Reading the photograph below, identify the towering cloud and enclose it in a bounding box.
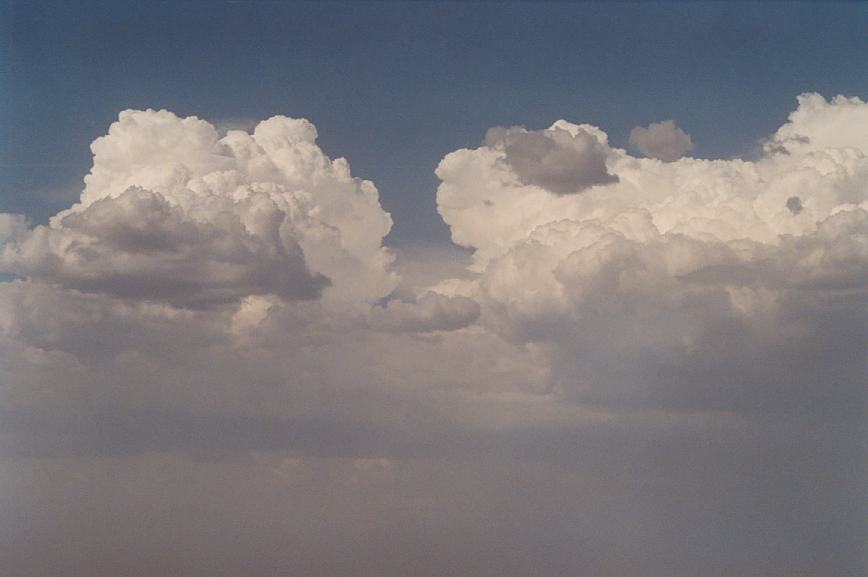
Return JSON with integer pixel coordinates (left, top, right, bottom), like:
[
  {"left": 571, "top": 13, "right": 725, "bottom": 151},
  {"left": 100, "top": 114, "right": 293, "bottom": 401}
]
[
  {"left": 0, "top": 95, "right": 865, "bottom": 577},
  {"left": 486, "top": 124, "right": 619, "bottom": 194},
  {"left": 436, "top": 93, "right": 867, "bottom": 413},
  {"left": 1, "top": 110, "right": 397, "bottom": 308}
]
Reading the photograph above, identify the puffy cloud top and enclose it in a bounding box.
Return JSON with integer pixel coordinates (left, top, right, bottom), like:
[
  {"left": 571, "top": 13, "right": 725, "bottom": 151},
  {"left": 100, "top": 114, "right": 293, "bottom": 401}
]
[
  {"left": 1, "top": 109, "right": 397, "bottom": 308},
  {"left": 765, "top": 93, "right": 868, "bottom": 155},
  {"left": 438, "top": 95, "right": 868, "bottom": 268},
  {"left": 0, "top": 95, "right": 866, "bottom": 577},
  {"left": 629, "top": 119, "right": 694, "bottom": 161},
  {"left": 436, "top": 93, "right": 868, "bottom": 410}
]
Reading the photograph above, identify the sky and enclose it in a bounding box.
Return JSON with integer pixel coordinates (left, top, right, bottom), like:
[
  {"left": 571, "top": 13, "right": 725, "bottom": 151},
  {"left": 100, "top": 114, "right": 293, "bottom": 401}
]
[
  {"left": 1, "top": 2, "right": 867, "bottom": 577},
  {"left": 4, "top": 1, "right": 868, "bottom": 244}
]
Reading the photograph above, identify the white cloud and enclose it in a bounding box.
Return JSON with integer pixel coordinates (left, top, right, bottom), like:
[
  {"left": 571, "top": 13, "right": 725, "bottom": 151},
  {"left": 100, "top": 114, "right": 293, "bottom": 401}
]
[
  {"left": 1, "top": 109, "right": 397, "bottom": 309},
  {"left": 0, "top": 213, "right": 28, "bottom": 246},
  {"left": 0, "top": 95, "right": 866, "bottom": 577},
  {"left": 369, "top": 291, "right": 480, "bottom": 333},
  {"left": 436, "top": 93, "right": 868, "bottom": 412},
  {"left": 1, "top": 187, "right": 328, "bottom": 308}
]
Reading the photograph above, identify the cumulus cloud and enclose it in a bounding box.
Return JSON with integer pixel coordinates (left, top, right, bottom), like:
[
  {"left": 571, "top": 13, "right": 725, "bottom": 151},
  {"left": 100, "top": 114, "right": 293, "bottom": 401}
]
[
  {"left": 0, "top": 213, "right": 28, "bottom": 245},
  {"left": 437, "top": 92, "right": 868, "bottom": 414},
  {"left": 1, "top": 187, "right": 328, "bottom": 308},
  {"left": 786, "top": 195, "right": 804, "bottom": 214},
  {"left": 629, "top": 119, "right": 694, "bottom": 161},
  {"left": 1, "top": 95, "right": 866, "bottom": 577},
  {"left": 485, "top": 124, "right": 618, "bottom": 194},
  {"left": 1, "top": 109, "right": 396, "bottom": 309}
]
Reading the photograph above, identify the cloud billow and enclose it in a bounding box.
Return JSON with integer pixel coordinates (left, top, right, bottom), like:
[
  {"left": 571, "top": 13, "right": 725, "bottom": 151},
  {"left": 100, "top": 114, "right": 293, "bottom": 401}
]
[
  {"left": 0, "top": 94, "right": 866, "bottom": 577},
  {"left": 629, "top": 119, "right": 694, "bottom": 161},
  {"left": 1, "top": 109, "right": 397, "bottom": 308},
  {"left": 2, "top": 187, "right": 329, "bottom": 308},
  {"left": 488, "top": 125, "right": 619, "bottom": 194},
  {"left": 437, "top": 93, "right": 868, "bottom": 415}
]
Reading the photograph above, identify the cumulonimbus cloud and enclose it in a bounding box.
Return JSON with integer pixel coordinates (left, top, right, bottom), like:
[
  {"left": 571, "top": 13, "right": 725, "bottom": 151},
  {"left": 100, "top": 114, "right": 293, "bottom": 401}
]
[{"left": 0, "top": 94, "right": 865, "bottom": 577}]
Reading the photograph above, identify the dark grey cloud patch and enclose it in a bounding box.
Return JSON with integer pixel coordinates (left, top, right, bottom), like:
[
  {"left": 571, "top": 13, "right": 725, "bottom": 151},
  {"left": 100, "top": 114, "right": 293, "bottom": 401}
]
[
  {"left": 629, "top": 119, "right": 694, "bottom": 161},
  {"left": 0, "top": 187, "right": 328, "bottom": 308},
  {"left": 488, "top": 126, "right": 618, "bottom": 194},
  {"left": 787, "top": 195, "right": 804, "bottom": 214},
  {"left": 762, "top": 133, "right": 811, "bottom": 156}
]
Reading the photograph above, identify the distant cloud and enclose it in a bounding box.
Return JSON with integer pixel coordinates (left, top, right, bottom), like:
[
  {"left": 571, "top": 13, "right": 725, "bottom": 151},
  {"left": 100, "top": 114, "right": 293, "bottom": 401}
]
[
  {"left": 1, "top": 94, "right": 867, "bottom": 577},
  {"left": 0, "top": 213, "right": 27, "bottom": 245},
  {"left": 629, "top": 119, "right": 693, "bottom": 161},
  {"left": 437, "top": 93, "right": 868, "bottom": 413},
  {"left": 1, "top": 109, "right": 396, "bottom": 308}
]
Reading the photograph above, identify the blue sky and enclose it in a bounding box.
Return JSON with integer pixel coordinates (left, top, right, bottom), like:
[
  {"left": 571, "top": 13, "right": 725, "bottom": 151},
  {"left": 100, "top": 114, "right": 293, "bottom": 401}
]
[{"left": 3, "top": 1, "right": 868, "bottom": 244}]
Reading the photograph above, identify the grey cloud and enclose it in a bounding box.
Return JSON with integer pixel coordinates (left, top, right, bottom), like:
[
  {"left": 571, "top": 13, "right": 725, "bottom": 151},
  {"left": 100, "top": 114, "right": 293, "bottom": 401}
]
[
  {"left": 0, "top": 213, "right": 28, "bottom": 244},
  {"left": 483, "top": 212, "right": 868, "bottom": 415},
  {"left": 491, "top": 126, "right": 618, "bottom": 194},
  {"left": 1, "top": 266, "right": 865, "bottom": 577},
  {"left": 2, "top": 99, "right": 868, "bottom": 577},
  {"left": 1, "top": 187, "right": 328, "bottom": 308},
  {"left": 786, "top": 195, "right": 804, "bottom": 214},
  {"left": 762, "top": 133, "right": 811, "bottom": 156},
  {"left": 629, "top": 119, "right": 694, "bottom": 161},
  {"left": 370, "top": 291, "right": 480, "bottom": 333}
]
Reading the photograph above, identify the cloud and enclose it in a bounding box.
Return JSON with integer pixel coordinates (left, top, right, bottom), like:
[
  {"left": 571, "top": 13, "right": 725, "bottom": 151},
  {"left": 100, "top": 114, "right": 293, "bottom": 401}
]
[
  {"left": 1, "top": 109, "right": 397, "bottom": 309},
  {"left": 0, "top": 95, "right": 866, "bottom": 577},
  {"left": 786, "top": 195, "right": 804, "bottom": 214},
  {"left": 629, "top": 119, "right": 694, "bottom": 161},
  {"left": 485, "top": 124, "right": 618, "bottom": 194},
  {"left": 1, "top": 187, "right": 328, "bottom": 308},
  {"left": 437, "top": 93, "right": 868, "bottom": 414},
  {"left": 0, "top": 213, "right": 28, "bottom": 245}
]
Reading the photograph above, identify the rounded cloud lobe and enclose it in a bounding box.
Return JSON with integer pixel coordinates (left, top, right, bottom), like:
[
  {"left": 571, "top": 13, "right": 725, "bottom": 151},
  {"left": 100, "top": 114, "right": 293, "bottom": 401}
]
[
  {"left": 4, "top": 187, "right": 328, "bottom": 308},
  {"left": 1, "top": 109, "right": 396, "bottom": 308},
  {"left": 438, "top": 93, "right": 868, "bottom": 413},
  {"left": 1, "top": 96, "right": 866, "bottom": 577},
  {"left": 488, "top": 124, "right": 619, "bottom": 194},
  {"left": 629, "top": 119, "right": 694, "bottom": 161}
]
